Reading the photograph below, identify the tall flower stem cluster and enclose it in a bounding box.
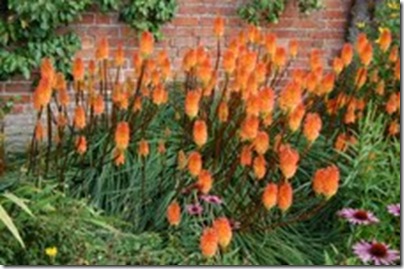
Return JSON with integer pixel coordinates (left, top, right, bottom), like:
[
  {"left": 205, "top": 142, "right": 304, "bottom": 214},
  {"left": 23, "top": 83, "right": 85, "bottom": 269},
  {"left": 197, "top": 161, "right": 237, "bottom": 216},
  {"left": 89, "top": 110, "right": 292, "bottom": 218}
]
[{"left": 28, "top": 17, "right": 400, "bottom": 259}]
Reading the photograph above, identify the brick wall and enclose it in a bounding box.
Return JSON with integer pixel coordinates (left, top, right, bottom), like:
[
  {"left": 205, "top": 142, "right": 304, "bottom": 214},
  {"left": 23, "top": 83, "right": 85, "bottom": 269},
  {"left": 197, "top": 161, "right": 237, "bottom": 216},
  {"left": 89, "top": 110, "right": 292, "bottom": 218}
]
[{"left": 1, "top": 0, "right": 352, "bottom": 151}]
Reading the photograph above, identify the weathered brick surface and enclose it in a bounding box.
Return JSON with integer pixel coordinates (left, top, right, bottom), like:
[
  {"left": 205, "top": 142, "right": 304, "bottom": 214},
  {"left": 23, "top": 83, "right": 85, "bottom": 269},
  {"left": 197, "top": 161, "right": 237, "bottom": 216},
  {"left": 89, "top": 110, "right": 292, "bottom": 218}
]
[{"left": 1, "top": 0, "right": 352, "bottom": 150}]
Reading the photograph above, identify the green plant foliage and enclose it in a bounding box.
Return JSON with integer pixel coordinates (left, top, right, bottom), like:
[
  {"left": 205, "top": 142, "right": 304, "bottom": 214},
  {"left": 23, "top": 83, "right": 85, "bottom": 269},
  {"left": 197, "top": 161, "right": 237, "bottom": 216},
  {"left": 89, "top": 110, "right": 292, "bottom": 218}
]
[
  {"left": 0, "top": 0, "right": 177, "bottom": 81},
  {"left": 323, "top": 106, "right": 400, "bottom": 265},
  {"left": 238, "top": 0, "right": 323, "bottom": 25},
  {"left": 0, "top": 177, "right": 188, "bottom": 265},
  {"left": 120, "top": 0, "right": 177, "bottom": 38}
]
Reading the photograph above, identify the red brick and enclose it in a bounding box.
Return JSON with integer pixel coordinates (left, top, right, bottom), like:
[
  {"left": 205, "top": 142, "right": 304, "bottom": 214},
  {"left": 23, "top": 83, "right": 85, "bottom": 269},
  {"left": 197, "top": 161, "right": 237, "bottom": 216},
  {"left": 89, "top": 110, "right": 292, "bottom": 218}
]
[
  {"left": 96, "top": 14, "right": 112, "bottom": 24},
  {"left": 4, "top": 83, "right": 32, "bottom": 93},
  {"left": 87, "top": 27, "right": 119, "bottom": 38},
  {"left": 79, "top": 13, "right": 95, "bottom": 24},
  {"left": 171, "top": 17, "right": 199, "bottom": 26}
]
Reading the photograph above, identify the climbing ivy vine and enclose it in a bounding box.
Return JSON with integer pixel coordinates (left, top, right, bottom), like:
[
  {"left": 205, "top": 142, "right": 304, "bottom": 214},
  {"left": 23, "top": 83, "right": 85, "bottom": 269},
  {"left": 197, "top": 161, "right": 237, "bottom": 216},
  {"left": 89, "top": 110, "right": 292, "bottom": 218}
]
[{"left": 0, "top": 0, "right": 177, "bottom": 81}]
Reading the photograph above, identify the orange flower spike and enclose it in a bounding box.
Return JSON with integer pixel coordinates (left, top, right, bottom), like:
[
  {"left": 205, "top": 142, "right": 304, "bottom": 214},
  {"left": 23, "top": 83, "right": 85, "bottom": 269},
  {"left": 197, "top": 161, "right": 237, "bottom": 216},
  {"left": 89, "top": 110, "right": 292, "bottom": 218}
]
[
  {"left": 113, "top": 148, "right": 125, "bottom": 166},
  {"left": 341, "top": 43, "right": 353, "bottom": 66},
  {"left": 378, "top": 28, "right": 392, "bottom": 52},
  {"left": 175, "top": 150, "right": 187, "bottom": 170},
  {"left": 114, "top": 44, "right": 125, "bottom": 67},
  {"left": 223, "top": 50, "right": 236, "bottom": 74},
  {"left": 375, "top": 80, "right": 385, "bottom": 96},
  {"left": 240, "top": 145, "right": 253, "bottom": 166},
  {"left": 265, "top": 33, "right": 277, "bottom": 57},
  {"left": 132, "top": 51, "right": 143, "bottom": 75},
  {"left": 356, "top": 33, "right": 368, "bottom": 53},
  {"left": 197, "top": 169, "right": 213, "bottom": 194},
  {"left": 75, "top": 136, "right": 87, "bottom": 155},
  {"left": 389, "top": 45, "right": 398, "bottom": 63},
  {"left": 96, "top": 37, "right": 109, "bottom": 60},
  {"left": 161, "top": 58, "right": 171, "bottom": 80},
  {"left": 196, "top": 45, "right": 207, "bottom": 64},
  {"left": 273, "top": 133, "right": 283, "bottom": 153},
  {"left": 254, "top": 131, "right": 269, "bottom": 155},
  {"left": 193, "top": 120, "right": 208, "bottom": 148},
  {"left": 319, "top": 72, "right": 336, "bottom": 96},
  {"left": 197, "top": 60, "right": 212, "bottom": 86},
  {"left": 34, "top": 121, "right": 44, "bottom": 142},
  {"left": 388, "top": 121, "right": 400, "bottom": 136},
  {"left": 88, "top": 60, "right": 96, "bottom": 76},
  {"left": 166, "top": 201, "right": 181, "bottom": 226},
  {"left": 138, "top": 139, "right": 150, "bottom": 157},
  {"left": 228, "top": 39, "right": 240, "bottom": 56},
  {"left": 246, "top": 94, "right": 261, "bottom": 117},
  {"left": 310, "top": 49, "right": 322, "bottom": 71},
  {"left": 253, "top": 155, "right": 267, "bottom": 180},
  {"left": 73, "top": 106, "right": 86, "bottom": 130},
  {"left": 200, "top": 227, "right": 219, "bottom": 258},
  {"left": 133, "top": 96, "right": 142, "bottom": 112},
  {"left": 40, "top": 58, "right": 55, "bottom": 84},
  {"left": 240, "top": 115, "right": 259, "bottom": 141},
  {"left": 262, "top": 114, "right": 273, "bottom": 127},
  {"left": 57, "top": 114, "right": 67, "bottom": 128},
  {"left": 244, "top": 51, "right": 258, "bottom": 73},
  {"left": 259, "top": 87, "right": 275, "bottom": 115},
  {"left": 72, "top": 57, "right": 85, "bottom": 82},
  {"left": 214, "top": 16, "right": 225, "bottom": 37},
  {"left": 386, "top": 93, "right": 399, "bottom": 115},
  {"left": 115, "top": 122, "right": 130, "bottom": 151},
  {"left": 355, "top": 98, "right": 366, "bottom": 111},
  {"left": 278, "top": 182, "right": 293, "bottom": 212},
  {"left": 312, "top": 165, "right": 340, "bottom": 199},
  {"left": 274, "top": 47, "right": 287, "bottom": 68},
  {"left": 288, "top": 104, "right": 305, "bottom": 132},
  {"left": 213, "top": 217, "right": 232, "bottom": 249},
  {"left": 204, "top": 72, "right": 217, "bottom": 97},
  {"left": 303, "top": 113, "right": 322, "bottom": 144},
  {"left": 278, "top": 81, "right": 302, "bottom": 113},
  {"left": 185, "top": 89, "right": 202, "bottom": 119},
  {"left": 152, "top": 84, "right": 167, "bottom": 106},
  {"left": 255, "top": 62, "right": 267, "bottom": 84},
  {"left": 278, "top": 144, "right": 300, "bottom": 179},
  {"left": 262, "top": 183, "right": 278, "bottom": 210},
  {"left": 218, "top": 101, "right": 229, "bottom": 123},
  {"left": 334, "top": 133, "right": 349, "bottom": 152},
  {"left": 188, "top": 151, "right": 202, "bottom": 177},
  {"left": 33, "top": 77, "right": 52, "bottom": 109},
  {"left": 355, "top": 67, "right": 367, "bottom": 89},
  {"left": 292, "top": 69, "right": 305, "bottom": 85},
  {"left": 139, "top": 31, "right": 154, "bottom": 57},
  {"left": 359, "top": 42, "right": 373, "bottom": 67},
  {"left": 182, "top": 49, "right": 197, "bottom": 72},
  {"left": 54, "top": 73, "right": 67, "bottom": 91},
  {"left": 157, "top": 140, "right": 166, "bottom": 154},
  {"left": 332, "top": 57, "right": 344, "bottom": 76},
  {"left": 57, "top": 88, "right": 70, "bottom": 108},
  {"left": 305, "top": 72, "right": 318, "bottom": 93},
  {"left": 289, "top": 39, "right": 299, "bottom": 58}
]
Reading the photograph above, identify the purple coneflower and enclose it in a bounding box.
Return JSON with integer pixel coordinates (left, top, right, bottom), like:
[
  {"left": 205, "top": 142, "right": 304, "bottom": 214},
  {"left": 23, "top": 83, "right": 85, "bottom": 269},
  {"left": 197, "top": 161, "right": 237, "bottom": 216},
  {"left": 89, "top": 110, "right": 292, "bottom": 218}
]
[
  {"left": 337, "top": 208, "right": 379, "bottom": 225},
  {"left": 387, "top": 203, "right": 400, "bottom": 217},
  {"left": 200, "top": 195, "right": 223, "bottom": 205},
  {"left": 353, "top": 240, "right": 400, "bottom": 265},
  {"left": 186, "top": 204, "right": 203, "bottom": 215}
]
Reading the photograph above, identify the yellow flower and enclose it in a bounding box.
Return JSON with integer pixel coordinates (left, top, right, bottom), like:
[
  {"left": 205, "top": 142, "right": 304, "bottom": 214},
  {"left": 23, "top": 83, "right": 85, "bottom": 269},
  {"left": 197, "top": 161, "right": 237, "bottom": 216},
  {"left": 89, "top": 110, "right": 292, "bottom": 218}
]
[
  {"left": 356, "top": 22, "right": 365, "bottom": 29},
  {"left": 388, "top": 1, "right": 400, "bottom": 10},
  {"left": 45, "top": 246, "right": 58, "bottom": 258}
]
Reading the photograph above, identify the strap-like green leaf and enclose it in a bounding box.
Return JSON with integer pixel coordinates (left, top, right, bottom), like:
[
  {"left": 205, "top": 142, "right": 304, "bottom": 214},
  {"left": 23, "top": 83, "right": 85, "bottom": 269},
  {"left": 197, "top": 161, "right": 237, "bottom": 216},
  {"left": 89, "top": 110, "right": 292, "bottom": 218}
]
[
  {"left": 3, "top": 192, "right": 34, "bottom": 218},
  {"left": 0, "top": 204, "right": 25, "bottom": 248}
]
